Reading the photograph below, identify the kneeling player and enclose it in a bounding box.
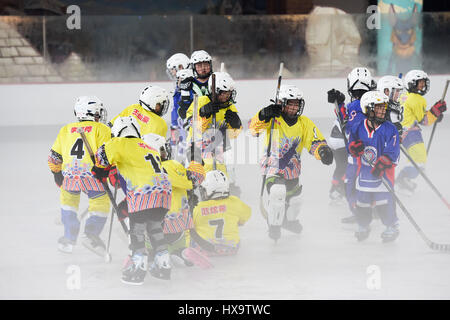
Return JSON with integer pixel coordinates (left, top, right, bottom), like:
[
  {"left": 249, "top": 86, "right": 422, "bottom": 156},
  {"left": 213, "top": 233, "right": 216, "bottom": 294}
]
[
  {"left": 348, "top": 91, "right": 400, "bottom": 242},
  {"left": 190, "top": 170, "right": 251, "bottom": 256}
]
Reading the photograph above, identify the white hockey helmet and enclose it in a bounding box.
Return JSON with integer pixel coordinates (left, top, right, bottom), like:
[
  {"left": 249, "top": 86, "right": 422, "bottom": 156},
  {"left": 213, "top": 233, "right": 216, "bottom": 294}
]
[
  {"left": 143, "top": 133, "right": 165, "bottom": 151},
  {"left": 208, "top": 72, "right": 236, "bottom": 103},
  {"left": 176, "top": 68, "right": 194, "bottom": 82},
  {"left": 111, "top": 116, "right": 141, "bottom": 138},
  {"left": 190, "top": 50, "right": 213, "bottom": 78},
  {"left": 404, "top": 69, "right": 430, "bottom": 95},
  {"left": 278, "top": 85, "right": 305, "bottom": 117},
  {"left": 166, "top": 53, "right": 190, "bottom": 80},
  {"left": 139, "top": 85, "right": 170, "bottom": 116},
  {"left": 200, "top": 170, "right": 230, "bottom": 200},
  {"left": 377, "top": 75, "right": 405, "bottom": 122},
  {"left": 360, "top": 90, "right": 389, "bottom": 123},
  {"left": 74, "top": 96, "right": 104, "bottom": 122},
  {"left": 347, "top": 67, "right": 376, "bottom": 99}
]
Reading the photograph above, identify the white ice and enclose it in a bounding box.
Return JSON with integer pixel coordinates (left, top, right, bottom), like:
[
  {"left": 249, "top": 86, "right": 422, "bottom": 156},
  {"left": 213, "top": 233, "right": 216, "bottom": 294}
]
[{"left": 1, "top": 76, "right": 449, "bottom": 299}]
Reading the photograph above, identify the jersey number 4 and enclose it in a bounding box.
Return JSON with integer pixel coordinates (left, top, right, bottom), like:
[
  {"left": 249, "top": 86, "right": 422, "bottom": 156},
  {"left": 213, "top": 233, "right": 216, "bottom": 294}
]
[
  {"left": 209, "top": 218, "right": 224, "bottom": 239},
  {"left": 70, "top": 138, "right": 85, "bottom": 159}
]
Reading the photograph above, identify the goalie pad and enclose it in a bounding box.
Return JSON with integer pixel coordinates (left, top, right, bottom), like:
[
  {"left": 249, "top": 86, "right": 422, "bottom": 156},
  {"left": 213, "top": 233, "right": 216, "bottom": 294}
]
[
  {"left": 286, "top": 186, "right": 303, "bottom": 221},
  {"left": 267, "top": 184, "right": 286, "bottom": 226}
]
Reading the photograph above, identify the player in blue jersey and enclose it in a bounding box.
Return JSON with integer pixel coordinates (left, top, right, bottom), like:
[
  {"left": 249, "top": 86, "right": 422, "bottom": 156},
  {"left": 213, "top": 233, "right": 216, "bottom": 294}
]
[{"left": 347, "top": 91, "right": 400, "bottom": 242}]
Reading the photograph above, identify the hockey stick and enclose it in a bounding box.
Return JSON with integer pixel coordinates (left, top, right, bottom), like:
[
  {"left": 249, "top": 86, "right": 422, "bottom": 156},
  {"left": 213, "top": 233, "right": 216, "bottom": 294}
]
[
  {"left": 211, "top": 72, "right": 217, "bottom": 170},
  {"left": 400, "top": 145, "right": 450, "bottom": 210},
  {"left": 77, "top": 128, "right": 129, "bottom": 238},
  {"left": 427, "top": 79, "right": 450, "bottom": 155},
  {"left": 190, "top": 94, "right": 199, "bottom": 162},
  {"left": 104, "top": 185, "right": 118, "bottom": 263},
  {"left": 333, "top": 101, "right": 349, "bottom": 146},
  {"left": 259, "top": 63, "right": 284, "bottom": 226},
  {"left": 362, "top": 153, "right": 450, "bottom": 252}
]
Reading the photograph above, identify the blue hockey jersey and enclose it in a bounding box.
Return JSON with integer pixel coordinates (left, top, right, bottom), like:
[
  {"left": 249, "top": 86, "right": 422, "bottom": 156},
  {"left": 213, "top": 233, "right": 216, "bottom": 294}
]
[{"left": 348, "top": 118, "right": 400, "bottom": 192}]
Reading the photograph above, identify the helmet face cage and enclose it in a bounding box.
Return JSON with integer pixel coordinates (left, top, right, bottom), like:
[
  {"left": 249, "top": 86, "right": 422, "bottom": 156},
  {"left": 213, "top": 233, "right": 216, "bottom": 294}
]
[
  {"left": 281, "top": 98, "right": 305, "bottom": 117},
  {"left": 166, "top": 53, "right": 190, "bottom": 81},
  {"left": 191, "top": 50, "right": 213, "bottom": 79},
  {"left": 99, "top": 107, "right": 108, "bottom": 124},
  {"left": 409, "top": 78, "right": 430, "bottom": 95},
  {"left": 365, "top": 101, "right": 388, "bottom": 124}
]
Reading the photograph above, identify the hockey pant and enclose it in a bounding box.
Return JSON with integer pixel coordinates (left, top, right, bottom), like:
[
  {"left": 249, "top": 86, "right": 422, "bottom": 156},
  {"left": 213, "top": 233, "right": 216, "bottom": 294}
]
[
  {"left": 129, "top": 208, "right": 169, "bottom": 257},
  {"left": 265, "top": 176, "right": 303, "bottom": 226},
  {"left": 60, "top": 188, "right": 110, "bottom": 242},
  {"left": 355, "top": 191, "right": 398, "bottom": 228},
  {"left": 398, "top": 128, "right": 426, "bottom": 181}
]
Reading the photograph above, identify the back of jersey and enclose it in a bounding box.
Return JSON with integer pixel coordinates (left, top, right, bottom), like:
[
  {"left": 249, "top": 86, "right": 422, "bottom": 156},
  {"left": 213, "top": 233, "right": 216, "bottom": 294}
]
[{"left": 52, "top": 121, "right": 111, "bottom": 175}]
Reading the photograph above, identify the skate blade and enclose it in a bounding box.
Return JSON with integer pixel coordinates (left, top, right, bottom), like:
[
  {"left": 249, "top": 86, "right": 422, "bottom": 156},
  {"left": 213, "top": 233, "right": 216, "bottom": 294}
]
[{"left": 121, "top": 278, "right": 144, "bottom": 286}]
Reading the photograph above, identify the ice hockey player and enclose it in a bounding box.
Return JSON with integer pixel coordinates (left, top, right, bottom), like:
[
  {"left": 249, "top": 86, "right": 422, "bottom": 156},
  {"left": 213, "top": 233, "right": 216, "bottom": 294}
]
[
  {"left": 177, "top": 50, "right": 213, "bottom": 120},
  {"left": 109, "top": 85, "right": 169, "bottom": 142},
  {"left": 91, "top": 116, "right": 172, "bottom": 285},
  {"left": 190, "top": 170, "right": 251, "bottom": 256},
  {"left": 166, "top": 53, "right": 191, "bottom": 162},
  {"left": 48, "top": 96, "right": 112, "bottom": 255},
  {"left": 396, "top": 70, "right": 447, "bottom": 195},
  {"left": 249, "top": 84, "right": 333, "bottom": 241},
  {"left": 186, "top": 71, "right": 242, "bottom": 192},
  {"left": 332, "top": 67, "right": 377, "bottom": 224},
  {"left": 376, "top": 75, "right": 405, "bottom": 136},
  {"left": 141, "top": 133, "right": 209, "bottom": 268},
  {"left": 347, "top": 91, "right": 400, "bottom": 242}
]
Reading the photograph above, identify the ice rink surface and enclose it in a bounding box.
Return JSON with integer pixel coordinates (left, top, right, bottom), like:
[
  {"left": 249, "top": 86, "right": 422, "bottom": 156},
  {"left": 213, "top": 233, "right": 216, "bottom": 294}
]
[{"left": 1, "top": 77, "right": 450, "bottom": 299}]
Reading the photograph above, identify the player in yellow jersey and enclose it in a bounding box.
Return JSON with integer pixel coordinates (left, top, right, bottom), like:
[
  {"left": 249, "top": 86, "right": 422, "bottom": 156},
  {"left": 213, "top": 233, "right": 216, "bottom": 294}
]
[
  {"left": 191, "top": 170, "right": 251, "bottom": 256},
  {"left": 185, "top": 71, "right": 243, "bottom": 195},
  {"left": 142, "top": 134, "right": 208, "bottom": 267},
  {"left": 109, "top": 85, "right": 169, "bottom": 141},
  {"left": 48, "top": 96, "right": 111, "bottom": 255},
  {"left": 91, "top": 117, "right": 172, "bottom": 285},
  {"left": 249, "top": 85, "right": 334, "bottom": 241},
  {"left": 397, "top": 70, "right": 447, "bottom": 195}
]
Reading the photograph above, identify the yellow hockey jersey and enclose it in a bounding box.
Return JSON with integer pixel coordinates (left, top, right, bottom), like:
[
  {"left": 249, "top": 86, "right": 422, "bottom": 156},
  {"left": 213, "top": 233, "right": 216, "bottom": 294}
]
[
  {"left": 95, "top": 137, "right": 172, "bottom": 212},
  {"left": 185, "top": 96, "right": 242, "bottom": 159},
  {"left": 192, "top": 195, "right": 251, "bottom": 247},
  {"left": 162, "top": 159, "right": 192, "bottom": 214},
  {"left": 401, "top": 92, "right": 438, "bottom": 129},
  {"left": 48, "top": 121, "right": 111, "bottom": 191},
  {"left": 249, "top": 113, "right": 327, "bottom": 180},
  {"left": 110, "top": 103, "right": 168, "bottom": 140}
]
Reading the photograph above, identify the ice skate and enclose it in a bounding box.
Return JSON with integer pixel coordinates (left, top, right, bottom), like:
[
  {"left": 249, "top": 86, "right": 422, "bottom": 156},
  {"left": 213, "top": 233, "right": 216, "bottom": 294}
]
[
  {"left": 121, "top": 253, "right": 148, "bottom": 285},
  {"left": 57, "top": 236, "right": 74, "bottom": 253},
  {"left": 81, "top": 233, "right": 106, "bottom": 257},
  {"left": 149, "top": 250, "right": 172, "bottom": 280},
  {"left": 268, "top": 225, "right": 281, "bottom": 241},
  {"left": 281, "top": 219, "right": 303, "bottom": 234},
  {"left": 170, "top": 248, "right": 194, "bottom": 267},
  {"left": 355, "top": 226, "right": 370, "bottom": 242},
  {"left": 397, "top": 176, "right": 416, "bottom": 196},
  {"left": 381, "top": 224, "right": 400, "bottom": 243},
  {"left": 341, "top": 215, "right": 356, "bottom": 224}
]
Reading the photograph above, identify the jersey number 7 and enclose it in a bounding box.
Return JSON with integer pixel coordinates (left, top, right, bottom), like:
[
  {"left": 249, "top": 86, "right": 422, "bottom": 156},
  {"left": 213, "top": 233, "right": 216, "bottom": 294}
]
[{"left": 209, "top": 218, "right": 224, "bottom": 239}]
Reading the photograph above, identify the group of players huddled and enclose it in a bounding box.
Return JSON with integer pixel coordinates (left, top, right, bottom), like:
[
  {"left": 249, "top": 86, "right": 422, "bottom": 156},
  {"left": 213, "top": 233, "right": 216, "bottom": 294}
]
[{"left": 48, "top": 47, "right": 447, "bottom": 285}]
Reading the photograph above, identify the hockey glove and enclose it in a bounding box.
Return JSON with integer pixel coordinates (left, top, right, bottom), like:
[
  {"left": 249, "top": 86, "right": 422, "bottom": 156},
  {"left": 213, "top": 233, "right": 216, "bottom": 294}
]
[
  {"left": 187, "top": 161, "right": 206, "bottom": 187},
  {"left": 179, "top": 76, "right": 193, "bottom": 91},
  {"left": 327, "top": 88, "right": 345, "bottom": 105},
  {"left": 371, "top": 155, "right": 393, "bottom": 178},
  {"left": 349, "top": 140, "right": 365, "bottom": 157},
  {"left": 53, "top": 171, "right": 64, "bottom": 188},
  {"left": 117, "top": 199, "right": 129, "bottom": 221},
  {"left": 187, "top": 190, "right": 199, "bottom": 210},
  {"left": 199, "top": 102, "right": 220, "bottom": 118},
  {"left": 108, "top": 166, "right": 120, "bottom": 188},
  {"left": 177, "top": 99, "right": 191, "bottom": 119},
  {"left": 318, "top": 145, "right": 333, "bottom": 165},
  {"left": 91, "top": 165, "right": 110, "bottom": 184},
  {"left": 258, "top": 103, "right": 282, "bottom": 122},
  {"left": 224, "top": 110, "right": 241, "bottom": 129},
  {"left": 430, "top": 100, "right": 447, "bottom": 120}
]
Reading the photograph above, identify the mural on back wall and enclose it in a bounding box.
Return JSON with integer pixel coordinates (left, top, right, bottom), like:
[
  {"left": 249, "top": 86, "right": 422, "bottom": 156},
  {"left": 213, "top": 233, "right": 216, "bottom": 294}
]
[{"left": 377, "top": 0, "right": 423, "bottom": 76}]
